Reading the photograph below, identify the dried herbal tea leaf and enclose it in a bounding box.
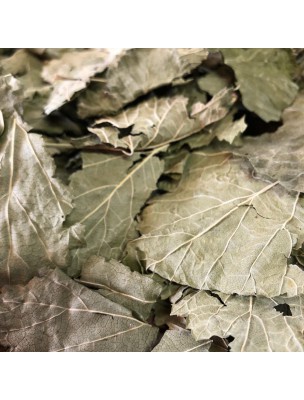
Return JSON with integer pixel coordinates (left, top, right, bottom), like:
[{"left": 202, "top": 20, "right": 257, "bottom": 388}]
[
  {"left": 0, "top": 268, "right": 158, "bottom": 352},
  {"left": 197, "top": 71, "right": 228, "bottom": 96},
  {"left": 234, "top": 93, "right": 304, "bottom": 192},
  {"left": 221, "top": 48, "right": 298, "bottom": 121},
  {"left": 124, "top": 149, "right": 304, "bottom": 297},
  {"left": 77, "top": 48, "right": 208, "bottom": 117},
  {"left": 152, "top": 329, "right": 211, "bottom": 352},
  {"left": 67, "top": 149, "right": 164, "bottom": 275},
  {"left": 78, "top": 255, "right": 163, "bottom": 320},
  {"left": 172, "top": 291, "right": 304, "bottom": 352},
  {"left": 0, "top": 76, "right": 82, "bottom": 285},
  {"left": 88, "top": 87, "right": 236, "bottom": 154},
  {"left": 42, "top": 48, "right": 122, "bottom": 114},
  {"left": 0, "top": 50, "right": 45, "bottom": 98}
]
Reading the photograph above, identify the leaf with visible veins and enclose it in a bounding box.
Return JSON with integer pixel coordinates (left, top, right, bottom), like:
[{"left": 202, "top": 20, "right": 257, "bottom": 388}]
[
  {"left": 172, "top": 290, "right": 304, "bottom": 352},
  {"left": 124, "top": 148, "right": 304, "bottom": 297},
  {"left": 67, "top": 149, "right": 164, "bottom": 275},
  {"left": 0, "top": 268, "right": 158, "bottom": 352}
]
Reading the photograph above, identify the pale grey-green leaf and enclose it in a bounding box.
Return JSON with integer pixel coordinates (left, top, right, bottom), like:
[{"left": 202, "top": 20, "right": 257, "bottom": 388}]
[
  {"left": 221, "top": 48, "right": 298, "bottom": 121},
  {"left": 78, "top": 255, "right": 163, "bottom": 320},
  {"left": 67, "top": 148, "right": 164, "bottom": 275},
  {"left": 152, "top": 329, "right": 211, "bottom": 352},
  {"left": 124, "top": 150, "right": 304, "bottom": 297},
  {"left": 77, "top": 48, "right": 208, "bottom": 117},
  {"left": 0, "top": 268, "right": 158, "bottom": 352},
  {"left": 43, "top": 48, "right": 122, "bottom": 114},
  {"left": 89, "top": 88, "right": 237, "bottom": 154},
  {"left": 172, "top": 291, "right": 304, "bottom": 352},
  {"left": 234, "top": 93, "right": 304, "bottom": 192},
  {"left": 0, "top": 79, "right": 82, "bottom": 284}
]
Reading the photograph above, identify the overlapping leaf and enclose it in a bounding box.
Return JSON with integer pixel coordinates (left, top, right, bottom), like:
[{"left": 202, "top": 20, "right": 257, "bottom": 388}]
[
  {"left": 77, "top": 48, "right": 208, "bottom": 117},
  {"left": 67, "top": 149, "right": 164, "bottom": 274},
  {"left": 172, "top": 291, "right": 304, "bottom": 352},
  {"left": 88, "top": 87, "right": 237, "bottom": 154},
  {"left": 0, "top": 51, "right": 82, "bottom": 135},
  {"left": 42, "top": 48, "right": 123, "bottom": 114},
  {"left": 152, "top": 329, "right": 211, "bottom": 352},
  {"left": 234, "top": 93, "right": 304, "bottom": 192},
  {"left": 0, "top": 76, "right": 82, "bottom": 285},
  {"left": 0, "top": 268, "right": 158, "bottom": 351},
  {"left": 221, "top": 48, "right": 298, "bottom": 121},
  {"left": 78, "top": 255, "right": 164, "bottom": 320},
  {"left": 124, "top": 149, "right": 304, "bottom": 297}
]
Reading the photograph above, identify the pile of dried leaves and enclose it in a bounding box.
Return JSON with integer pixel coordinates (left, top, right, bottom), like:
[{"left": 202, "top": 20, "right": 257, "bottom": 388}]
[{"left": 1, "top": 48, "right": 304, "bottom": 352}]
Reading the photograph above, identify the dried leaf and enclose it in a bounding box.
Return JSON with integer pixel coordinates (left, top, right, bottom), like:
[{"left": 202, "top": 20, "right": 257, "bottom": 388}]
[
  {"left": 42, "top": 48, "right": 122, "bottom": 114},
  {"left": 0, "top": 268, "right": 158, "bottom": 351},
  {"left": 77, "top": 48, "right": 208, "bottom": 117},
  {"left": 88, "top": 88, "right": 237, "bottom": 154},
  {"left": 67, "top": 149, "right": 164, "bottom": 275},
  {"left": 234, "top": 93, "right": 304, "bottom": 192},
  {"left": 0, "top": 77, "right": 82, "bottom": 285},
  {"left": 172, "top": 290, "right": 304, "bottom": 352},
  {"left": 124, "top": 149, "right": 304, "bottom": 297},
  {"left": 152, "top": 329, "right": 211, "bottom": 352},
  {"left": 78, "top": 255, "right": 163, "bottom": 320},
  {"left": 221, "top": 48, "right": 298, "bottom": 121}
]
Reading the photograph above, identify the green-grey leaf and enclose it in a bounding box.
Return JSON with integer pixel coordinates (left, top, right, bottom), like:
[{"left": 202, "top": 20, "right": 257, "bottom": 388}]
[
  {"left": 0, "top": 79, "right": 82, "bottom": 284},
  {"left": 172, "top": 291, "right": 304, "bottom": 352},
  {"left": 221, "top": 48, "right": 298, "bottom": 122},
  {"left": 88, "top": 88, "right": 237, "bottom": 154},
  {"left": 234, "top": 93, "right": 304, "bottom": 192},
  {"left": 67, "top": 148, "right": 164, "bottom": 275},
  {"left": 197, "top": 71, "right": 227, "bottom": 96},
  {"left": 0, "top": 268, "right": 158, "bottom": 352},
  {"left": 179, "top": 110, "right": 247, "bottom": 150},
  {"left": 0, "top": 50, "right": 45, "bottom": 98},
  {"left": 42, "top": 48, "right": 122, "bottom": 114},
  {"left": 77, "top": 48, "right": 208, "bottom": 118},
  {"left": 124, "top": 149, "right": 304, "bottom": 297},
  {"left": 78, "top": 255, "right": 163, "bottom": 321},
  {"left": 0, "top": 75, "right": 23, "bottom": 120},
  {"left": 152, "top": 329, "right": 211, "bottom": 352}
]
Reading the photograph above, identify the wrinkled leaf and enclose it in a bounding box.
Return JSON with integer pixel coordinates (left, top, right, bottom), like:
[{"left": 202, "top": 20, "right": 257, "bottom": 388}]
[
  {"left": 78, "top": 255, "right": 163, "bottom": 320},
  {"left": 77, "top": 48, "right": 208, "bottom": 117},
  {"left": 221, "top": 48, "right": 298, "bottom": 121},
  {"left": 0, "top": 78, "right": 82, "bottom": 285},
  {"left": 0, "top": 268, "right": 158, "bottom": 351},
  {"left": 172, "top": 290, "right": 304, "bottom": 352},
  {"left": 234, "top": 93, "right": 304, "bottom": 192},
  {"left": 0, "top": 50, "right": 45, "bottom": 98},
  {"left": 88, "top": 88, "right": 237, "bottom": 154},
  {"left": 152, "top": 329, "right": 211, "bottom": 352},
  {"left": 197, "top": 71, "right": 227, "bottom": 96},
  {"left": 42, "top": 48, "right": 123, "bottom": 114},
  {"left": 67, "top": 148, "right": 164, "bottom": 275},
  {"left": 124, "top": 149, "right": 304, "bottom": 297}
]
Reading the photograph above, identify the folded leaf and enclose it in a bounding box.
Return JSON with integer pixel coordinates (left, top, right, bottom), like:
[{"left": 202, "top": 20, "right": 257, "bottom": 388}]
[
  {"left": 234, "top": 93, "right": 304, "bottom": 192},
  {"left": 42, "top": 48, "right": 122, "bottom": 114},
  {"left": 67, "top": 149, "right": 164, "bottom": 274},
  {"left": 172, "top": 291, "right": 304, "bottom": 352},
  {"left": 77, "top": 48, "right": 208, "bottom": 117},
  {"left": 78, "top": 255, "right": 163, "bottom": 320},
  {"left": 0, "top": 269, "right": 158, "bottom": 352},
  {"left": 0, "top": 51, "right": 82, "bottom": 136},
  {"left": 152, "top": 329, "right": 211, "bottom": 352},
  {"left": 0, "top": 49, "right": 45, "bottom": 98},
  {"left": 221, "top": 48, "right": 298, "bottom": 121},
  {"left": 124, "top": 149, "right": 304, "bottom": 296},
  {"left": 0, "top": 76, "right": 82, "bottom": 285},
  {"left": 89, "top": 87, "right": 237, "bottom": 154}
]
